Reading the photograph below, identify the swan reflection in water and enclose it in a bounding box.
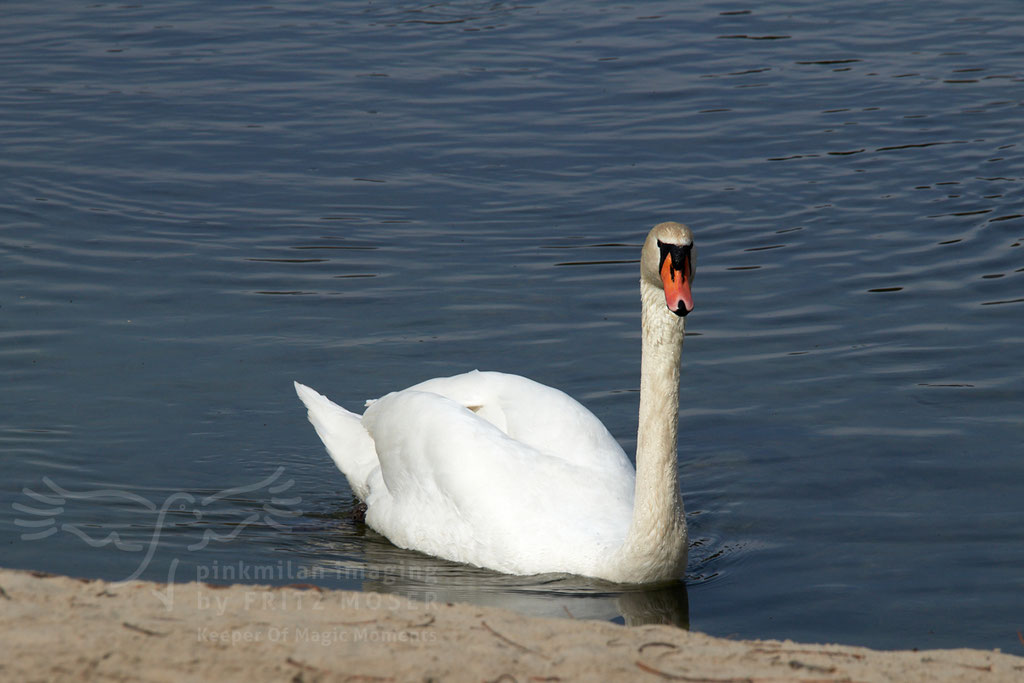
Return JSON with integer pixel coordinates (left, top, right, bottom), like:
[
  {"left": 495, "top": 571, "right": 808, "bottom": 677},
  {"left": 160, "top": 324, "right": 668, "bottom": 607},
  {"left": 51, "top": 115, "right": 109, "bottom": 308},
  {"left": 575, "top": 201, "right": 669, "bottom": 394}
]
[{"left": 297, "top": 521, "right": 689, "bottom": 629}]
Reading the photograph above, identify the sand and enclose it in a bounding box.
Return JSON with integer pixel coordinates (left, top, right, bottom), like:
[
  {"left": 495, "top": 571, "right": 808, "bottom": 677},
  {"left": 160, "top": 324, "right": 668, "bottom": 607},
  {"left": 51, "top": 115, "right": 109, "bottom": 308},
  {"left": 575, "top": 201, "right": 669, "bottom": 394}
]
[{"left": 1, "top": 568, "right": 1021, "bottom": 682}]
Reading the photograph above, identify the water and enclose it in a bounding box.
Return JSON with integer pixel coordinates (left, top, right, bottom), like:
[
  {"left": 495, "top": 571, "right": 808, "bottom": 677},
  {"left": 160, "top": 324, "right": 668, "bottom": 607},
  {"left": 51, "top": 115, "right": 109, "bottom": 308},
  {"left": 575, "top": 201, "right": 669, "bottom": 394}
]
[{"left": 2, "top": 0, "right": 1022, "bottom": 653}]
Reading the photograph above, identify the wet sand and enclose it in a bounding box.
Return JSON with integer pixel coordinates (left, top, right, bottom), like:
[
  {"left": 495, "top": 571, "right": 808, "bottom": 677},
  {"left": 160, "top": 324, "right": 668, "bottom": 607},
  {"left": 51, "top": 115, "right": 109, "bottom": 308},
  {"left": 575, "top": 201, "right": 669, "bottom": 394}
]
[{"left": 2, "top": 568, "right": 1021, "bottom": 681}]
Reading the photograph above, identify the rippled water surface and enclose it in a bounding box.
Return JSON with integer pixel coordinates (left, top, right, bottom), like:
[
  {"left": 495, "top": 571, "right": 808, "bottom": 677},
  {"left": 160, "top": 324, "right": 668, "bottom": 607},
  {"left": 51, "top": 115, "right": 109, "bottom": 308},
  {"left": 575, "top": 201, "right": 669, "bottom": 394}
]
[{"left": 3, "top": 0, "right": 1023, "bottom": 652}]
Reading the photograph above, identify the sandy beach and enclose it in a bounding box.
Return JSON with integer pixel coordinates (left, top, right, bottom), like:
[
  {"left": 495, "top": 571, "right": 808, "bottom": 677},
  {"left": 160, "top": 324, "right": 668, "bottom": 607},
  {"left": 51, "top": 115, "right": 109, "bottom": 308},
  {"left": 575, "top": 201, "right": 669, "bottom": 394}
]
[{"left": 2, "top": 568, "right": 1021, "bottom": 682}]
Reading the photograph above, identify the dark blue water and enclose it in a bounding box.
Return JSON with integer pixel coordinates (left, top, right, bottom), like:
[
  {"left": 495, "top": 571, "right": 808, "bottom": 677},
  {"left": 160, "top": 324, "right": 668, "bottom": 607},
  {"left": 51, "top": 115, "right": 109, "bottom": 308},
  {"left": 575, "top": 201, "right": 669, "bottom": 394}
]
[{"left": 3, "top": 0, "right": 1023, "bottom": 652}]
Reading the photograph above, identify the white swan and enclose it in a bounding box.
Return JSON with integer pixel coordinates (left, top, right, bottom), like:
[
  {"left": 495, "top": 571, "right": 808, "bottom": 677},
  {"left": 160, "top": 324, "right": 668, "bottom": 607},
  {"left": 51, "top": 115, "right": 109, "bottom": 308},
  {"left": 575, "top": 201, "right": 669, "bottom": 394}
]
[{"left": 295, "top": 221, "right": 696, "bottom": 584}]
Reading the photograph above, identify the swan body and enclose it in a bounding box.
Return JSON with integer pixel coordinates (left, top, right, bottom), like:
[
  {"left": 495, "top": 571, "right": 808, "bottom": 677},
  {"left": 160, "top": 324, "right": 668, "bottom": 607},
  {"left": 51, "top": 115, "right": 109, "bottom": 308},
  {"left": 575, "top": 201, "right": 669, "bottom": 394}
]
[{"left": 295, "top": 222, "right": 696, "bottom": 584}]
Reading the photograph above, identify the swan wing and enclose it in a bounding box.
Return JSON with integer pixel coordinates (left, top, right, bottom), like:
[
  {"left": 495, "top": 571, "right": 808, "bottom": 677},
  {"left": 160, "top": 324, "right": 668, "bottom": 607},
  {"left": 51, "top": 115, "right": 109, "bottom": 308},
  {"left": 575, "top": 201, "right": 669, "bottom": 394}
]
[{"left": 361, "top": 386, "right": 634, "bottom": 576}]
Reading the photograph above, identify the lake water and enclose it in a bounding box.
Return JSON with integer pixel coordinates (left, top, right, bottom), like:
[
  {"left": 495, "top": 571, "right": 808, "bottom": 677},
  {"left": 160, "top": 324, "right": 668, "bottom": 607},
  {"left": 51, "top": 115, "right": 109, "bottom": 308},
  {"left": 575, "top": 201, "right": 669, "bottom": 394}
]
[{"left": 2, "top": 0, "right": 1023, "bottom": 653}]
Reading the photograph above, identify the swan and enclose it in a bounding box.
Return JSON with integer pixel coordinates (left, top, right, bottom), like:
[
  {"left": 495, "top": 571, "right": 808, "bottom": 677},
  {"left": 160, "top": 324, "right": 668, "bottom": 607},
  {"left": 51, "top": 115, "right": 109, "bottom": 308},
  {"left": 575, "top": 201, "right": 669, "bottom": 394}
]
[{"left": 294, "top": 221, "right": 695, "bottom": 584}]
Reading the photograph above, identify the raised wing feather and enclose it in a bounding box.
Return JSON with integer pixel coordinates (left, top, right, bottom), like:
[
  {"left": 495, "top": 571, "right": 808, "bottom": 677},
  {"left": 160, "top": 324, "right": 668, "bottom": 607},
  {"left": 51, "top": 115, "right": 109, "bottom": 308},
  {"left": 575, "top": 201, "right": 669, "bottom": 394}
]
[
  {"left": 403, "top": 370, "right": 634, "bottom": 475},
  {"left": 294, "top": 382, "right": 378, "bottom": 501}
]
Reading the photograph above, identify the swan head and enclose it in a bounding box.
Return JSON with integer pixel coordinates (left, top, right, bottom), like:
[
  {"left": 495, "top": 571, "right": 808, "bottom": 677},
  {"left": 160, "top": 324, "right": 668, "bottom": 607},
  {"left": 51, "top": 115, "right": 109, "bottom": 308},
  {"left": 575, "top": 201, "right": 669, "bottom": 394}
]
[{"left": 642, "top": 222, "right": 696, "bottom": 317}]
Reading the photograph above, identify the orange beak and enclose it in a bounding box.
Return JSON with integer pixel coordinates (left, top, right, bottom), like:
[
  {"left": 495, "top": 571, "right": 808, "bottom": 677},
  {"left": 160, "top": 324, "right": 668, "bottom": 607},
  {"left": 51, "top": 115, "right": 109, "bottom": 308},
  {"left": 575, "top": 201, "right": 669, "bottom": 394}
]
[{"left": 660, "top": 251, "right": 694, "bottom": 317}]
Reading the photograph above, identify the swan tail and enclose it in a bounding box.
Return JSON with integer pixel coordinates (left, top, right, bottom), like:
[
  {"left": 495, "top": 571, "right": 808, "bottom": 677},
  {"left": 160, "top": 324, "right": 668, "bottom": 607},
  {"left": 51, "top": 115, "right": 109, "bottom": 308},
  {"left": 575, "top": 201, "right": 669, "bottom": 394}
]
[{"left": 293, "top": 382, "right": 378, "bottom": 501}]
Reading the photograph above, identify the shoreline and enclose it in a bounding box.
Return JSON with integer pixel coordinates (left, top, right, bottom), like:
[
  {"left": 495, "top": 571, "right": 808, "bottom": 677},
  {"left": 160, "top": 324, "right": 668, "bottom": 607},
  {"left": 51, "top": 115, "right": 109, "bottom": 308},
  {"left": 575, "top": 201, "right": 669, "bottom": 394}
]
[{"left": 2, "top": 567, "right": 1021, "bottom": 681}]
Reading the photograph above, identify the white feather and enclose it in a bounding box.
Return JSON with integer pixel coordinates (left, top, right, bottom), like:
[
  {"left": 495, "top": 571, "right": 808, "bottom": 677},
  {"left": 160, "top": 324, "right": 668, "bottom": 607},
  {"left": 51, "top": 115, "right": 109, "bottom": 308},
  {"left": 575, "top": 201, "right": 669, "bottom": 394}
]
[{"left": 295, "top": 222, "right": 695, "bottom": 584}]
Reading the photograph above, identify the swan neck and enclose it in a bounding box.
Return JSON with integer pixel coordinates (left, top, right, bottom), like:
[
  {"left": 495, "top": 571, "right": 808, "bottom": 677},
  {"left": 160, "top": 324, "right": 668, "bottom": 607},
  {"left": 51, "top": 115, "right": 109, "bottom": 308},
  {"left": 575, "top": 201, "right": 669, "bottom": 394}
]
[{"left": 618, "top": 282, "right": 688, "bottom": 581}]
